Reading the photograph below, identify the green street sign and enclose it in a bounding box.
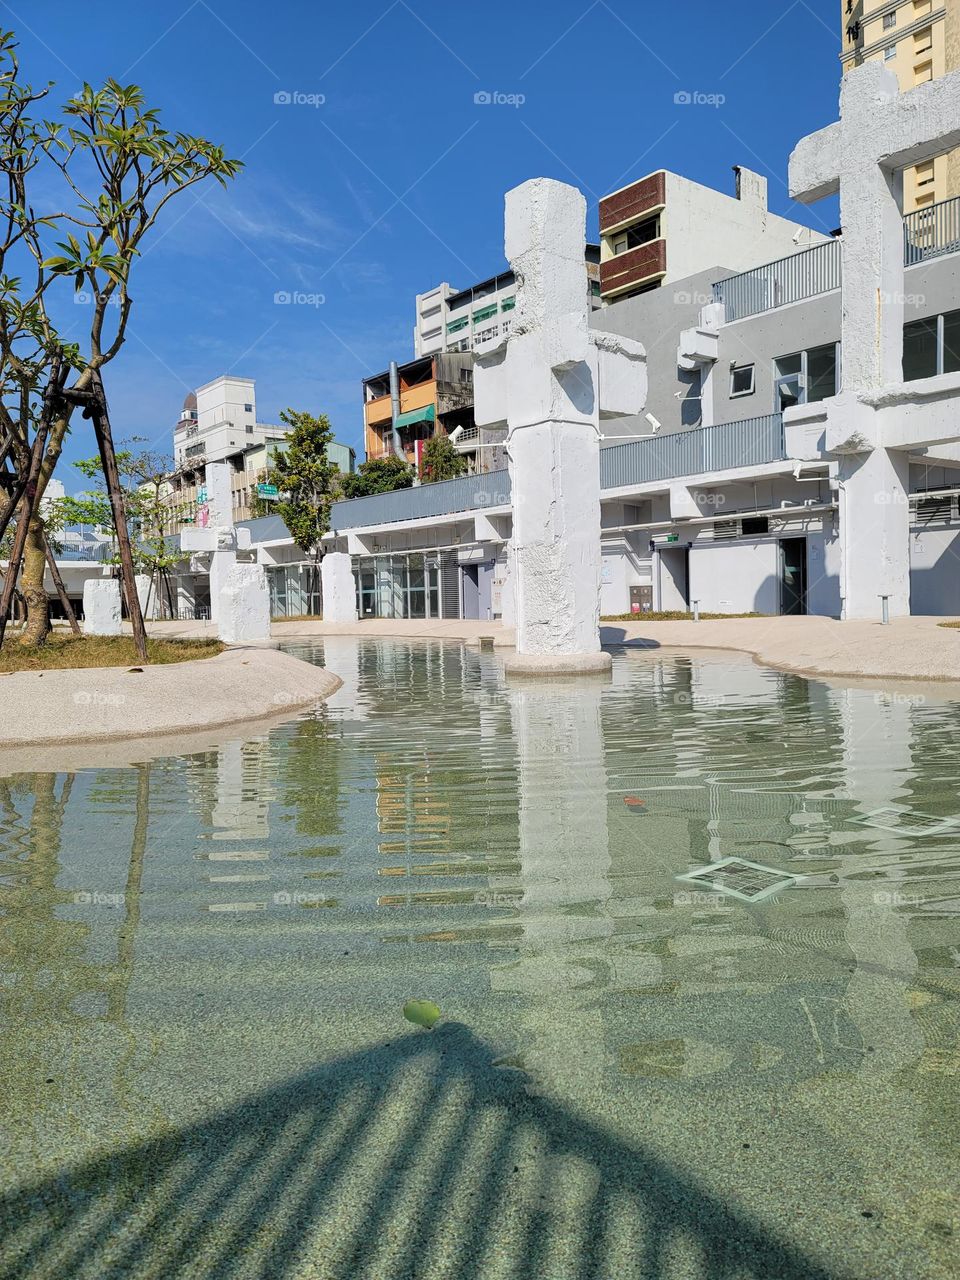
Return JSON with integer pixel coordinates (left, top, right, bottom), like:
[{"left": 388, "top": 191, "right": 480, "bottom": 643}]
[{"left": 257, "top": 483, "right": 279, "bottom": 499}]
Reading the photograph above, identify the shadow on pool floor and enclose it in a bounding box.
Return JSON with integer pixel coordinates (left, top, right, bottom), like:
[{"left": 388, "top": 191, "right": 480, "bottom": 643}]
[{"left": 0, "top": 1023, "right": 848, "bottom": 1280}]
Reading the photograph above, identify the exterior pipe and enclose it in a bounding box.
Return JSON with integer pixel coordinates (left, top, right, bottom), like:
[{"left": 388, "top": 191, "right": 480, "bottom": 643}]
[{"left": 389, "top": 361, "right": 402, "bottom": 460}]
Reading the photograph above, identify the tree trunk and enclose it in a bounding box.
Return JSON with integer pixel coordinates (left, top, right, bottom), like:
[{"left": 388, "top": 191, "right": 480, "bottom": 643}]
[
  {"left": 43, "top": 533, "right": 81, "bottom": 636},
  {"left": 17, "top": 517, "right": 51, "bottom": 648}
]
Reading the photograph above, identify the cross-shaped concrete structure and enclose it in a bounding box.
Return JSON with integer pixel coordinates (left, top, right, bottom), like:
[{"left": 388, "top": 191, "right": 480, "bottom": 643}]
[
  {"left": 789, "top": 61, "right": 960, "bottom": 618},
  {"left": 474, "top": 178, "right": 646, "bottom": 672}
]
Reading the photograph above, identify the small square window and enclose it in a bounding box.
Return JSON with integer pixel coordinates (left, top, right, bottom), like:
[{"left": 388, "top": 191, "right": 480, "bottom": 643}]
[
  {"left": 914, "top": 26, "right": 933, "bottom": 53},
  {"left": 883, "top": 10, "right": 896, "bottom": 28},
  {"left": 730, "top": 364, "right": 755, "bottom": 397},
  {"left": 916, "top": 160, "right": 935, "bottom": 187},
  {"left": 884, "top": 44, "right": 897, "bottom": 59},
  {"left": 244, "top": 403, "right": 253, "bottom": 413},
  {"left": 915, "top": 59, "right": 933, "bottom": 84},
  {"left": 741, "top": 516, "right": 769, "bottom": 537}
]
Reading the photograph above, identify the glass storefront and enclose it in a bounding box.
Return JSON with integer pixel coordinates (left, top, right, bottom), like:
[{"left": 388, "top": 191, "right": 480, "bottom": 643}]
[
  {"left": 266, "top": 563, "right": 322, "bottom": 618},
  {"left": 357, "top": 553, "right": 442, "bottom": 620}
]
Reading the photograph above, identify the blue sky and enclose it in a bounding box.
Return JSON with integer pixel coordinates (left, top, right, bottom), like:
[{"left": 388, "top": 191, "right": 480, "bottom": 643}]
[{"left": 8, "top": 0, "right": 841, "bottom": 485}]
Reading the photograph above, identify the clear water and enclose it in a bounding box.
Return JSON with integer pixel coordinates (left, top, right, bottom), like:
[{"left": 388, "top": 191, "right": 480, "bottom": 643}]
[{"left": 2, "top": 638, "right": 959, "bottom": 1280}]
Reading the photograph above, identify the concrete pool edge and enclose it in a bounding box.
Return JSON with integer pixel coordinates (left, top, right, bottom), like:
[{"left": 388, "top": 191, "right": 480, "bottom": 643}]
[
  {"left": 271, "top": 614, "right": 960, "bottom": 684},
  {"left": 0, "top": 647, "right": 342, "bottom": 757}
]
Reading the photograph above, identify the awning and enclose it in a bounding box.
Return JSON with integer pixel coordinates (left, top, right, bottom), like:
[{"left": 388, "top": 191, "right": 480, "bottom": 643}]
[{"left": 394, "top": 403, "right": 436, "bottom": 430}]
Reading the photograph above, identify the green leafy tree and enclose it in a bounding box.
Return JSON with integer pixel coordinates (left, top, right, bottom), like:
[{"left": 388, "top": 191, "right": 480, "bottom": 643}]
[
  {"left": 0, "top": 32, "right": 241, "bottom": 652},
  {"left": 253, "top": 409, "right": 339, "bottom": 592},
  {"left": 419, "top": 433, "right": 467, "bottom": 484},
  {"left": 339, "top": 454, "right": 414, "bottom": 499}
]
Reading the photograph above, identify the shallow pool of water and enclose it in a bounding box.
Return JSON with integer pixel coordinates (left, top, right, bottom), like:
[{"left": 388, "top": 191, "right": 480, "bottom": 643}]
[{"left": 2, "top": 638, "right": 959, "bottom": 1279}]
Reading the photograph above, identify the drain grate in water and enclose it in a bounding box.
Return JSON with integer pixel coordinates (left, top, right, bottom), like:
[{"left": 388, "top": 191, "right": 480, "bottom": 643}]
[
  {"left": 676, "top": 857, "right": 798, "bottom": 903},
  {"left": 850, "top": 806, "right": 960, "bottom": 837}
]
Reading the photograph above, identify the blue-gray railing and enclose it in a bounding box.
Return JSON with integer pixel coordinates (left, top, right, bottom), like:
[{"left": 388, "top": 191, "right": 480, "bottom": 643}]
[
  {"left": 712, "top": 240, "right": 841, "bottom": 322},
  {"left": 904, "top": 194, "right": 960, "bottom": 265},
  {"left": 328, "top": 469, "right": 512, "bottom": 531},
  {"left": 715, "top": 196, "right": 960, "bottom": 321},
  {"left": 600, "top": 414, "right": 785, "bottom": 488}
]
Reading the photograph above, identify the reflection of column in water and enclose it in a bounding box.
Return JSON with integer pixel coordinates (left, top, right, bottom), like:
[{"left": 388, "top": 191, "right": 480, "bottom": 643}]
[
  {"left": 209, "top": 738, "right": 272, "bottom": 840},
  {"left": 833, "top": 687, "right": 922, "bottom": 1078},
  {"left": 491, "top": 676, "right": 614, "bottom": 1092},
  {"left": 318, "top": 635, "right": 365, "bottom": 719}
]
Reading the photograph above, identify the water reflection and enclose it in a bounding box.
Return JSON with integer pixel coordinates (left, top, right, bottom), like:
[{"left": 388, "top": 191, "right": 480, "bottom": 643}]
[{"left": 2, "top": 639, "right": 960, "bottom": 1276}]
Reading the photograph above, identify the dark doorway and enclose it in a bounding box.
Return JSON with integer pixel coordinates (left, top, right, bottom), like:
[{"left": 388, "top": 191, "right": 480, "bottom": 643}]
[
  {"left": 658, "top": 546, "right": 689, "bottom": 611},
  {"left": 461, "top": 565, "right": 480, "bottom": 619},
  {"left": 780, "top": 538, "right": 807, "bottom": 615}
]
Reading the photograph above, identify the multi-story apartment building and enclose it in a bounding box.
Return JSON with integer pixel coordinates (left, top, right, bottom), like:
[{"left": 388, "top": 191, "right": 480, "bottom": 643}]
[
  {"left": 414, "top": 250, "right": 601, "bottom": 358},
  {"left": 842, "top": 0, "right": 960, "bottom": 207},
  {"left": 164, "top": 377, "right": 355, "bottom": 535},
  {"left": 598, "top": 167, "right": 828, "bottom": 302},
  {"left": 362, "top": 352, "right": 486, "bottom": 470}
]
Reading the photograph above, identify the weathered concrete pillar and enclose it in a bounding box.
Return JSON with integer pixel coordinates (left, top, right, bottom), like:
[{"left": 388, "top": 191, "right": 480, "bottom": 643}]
[
  {"left": 218, "top": 564, "right": 271, "bottom": 645},
  {"left": 82, "top": 579, "right": 122, "bottom": 636},
  {"left": 134, "top": 573, "right": 153, "bottom": 621},
  {"left": 837, "top": 445, "right": 911, "bottom": 619},
  {"left": 320, "top": 552, "right": 357, "bottom": 623},
  {"left": 474, "top": 178, "right": 646, "bottom": 674}
]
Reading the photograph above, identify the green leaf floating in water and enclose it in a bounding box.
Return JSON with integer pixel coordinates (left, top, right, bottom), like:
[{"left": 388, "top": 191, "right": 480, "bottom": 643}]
[{"left": 403, "top": 999, "right": 442, "bottom": 1030}]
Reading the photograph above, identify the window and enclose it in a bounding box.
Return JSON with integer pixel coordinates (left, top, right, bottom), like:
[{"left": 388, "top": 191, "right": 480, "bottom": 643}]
[
  {"left": 613, "top": 216, "right": 660, "bottom": 255},
  {"left": 730, "top": 364, "right": 755, "bottom": 397},
  {"left": 916, "top": 160, "right": 935, "bottom": 187},
  {"left": 500, "top": 296, "right": 516, "bottom": 312},
  {"left": 915, "top": 60, "right": 933, "bottom": 84},
  {"left": 884, "top": 44, "right": 897, "bottom": 59},
  {"left": 883, "top": 10, "right": 897, "bottom": 27},
  {"left": 914, "top": 0, "right": 932, "bottom": 14},
  {"left": 590, "top": 280, "right": 602, "bottom": 297},
  {"left": 245, "top": 424, "right": 254, "bottom": 434},
  {"left": 807, "top": 343, "right": 838, "bottom": 401},
  {"left": 741, "top": 516, "right": 769, "bottom": 537},
  {"left": 472, "top": 303, "right": 498, "bottom": 324},
  {"left": 914, "top": 26, "right": 933, "bottom": 53},
  {"left": 447, "top": 316, "right": 469, "bottom": 334},
  {"left": 904, "top": 309, "right": 960, "bottom": 379},
  {"left": 774, "top": 345, "right": 838, "bottom": 409},
  {"left": 460, "top": 367, "right": 473, "bottom": 385},
  {"left": 244, "top": 403, "right": 253, "bottom": 413}
]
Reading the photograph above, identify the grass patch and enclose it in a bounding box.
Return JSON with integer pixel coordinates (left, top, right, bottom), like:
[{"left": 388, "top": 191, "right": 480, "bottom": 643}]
[
  {"left": 0, "top": 633, "right": 224, "bottom": 673},
  {"left": 272, "top": 614, "right": 323, "bottom": 623},
  {"left": 601, "top": 611, "right": 764, "bottom": 622},
  {"left": 938, "top": 621, "right": 960, "bottom": 629}
]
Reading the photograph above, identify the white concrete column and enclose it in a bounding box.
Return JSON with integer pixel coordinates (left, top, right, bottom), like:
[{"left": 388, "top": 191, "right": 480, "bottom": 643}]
[
  {"left": 134, "top": 573, "right": 153, "bottom": 621},
  {"left": 218, "top": 564, "right": 271, "bottom": 645},
  {"left": 82, "top": 579, "right": 122, "bottom": 636},
  {"left": 320, "top": 552, "right": 357, "bottom": 623},
  {"left": 510, "top": 419, "right": 603, "bottom": 658},
  {"left": 837, "top": 446, "right": 911, "bottom": 619}
]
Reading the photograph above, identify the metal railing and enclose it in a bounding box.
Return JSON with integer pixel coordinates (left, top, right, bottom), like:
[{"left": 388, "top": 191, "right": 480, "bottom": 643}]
[
  {"left": 904, "top": 194, "right": 960, "bottom": 265},
  {"left": 329, "top": 469, "right": 512, "bottom": 531},
  {"left": 600, "top": 414, "right": 785, "bottom": 489},
  {"left": 712, "top": 240, "right": 841, "bottom": 322}
]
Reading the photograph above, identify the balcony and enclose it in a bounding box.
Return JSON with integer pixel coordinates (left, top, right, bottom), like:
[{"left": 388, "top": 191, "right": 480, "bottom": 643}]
[
  {"left": 716, "top": 196, "right": 960, "bottom": 322},
  {"left": 330, "top": 470, "right": 512, "bottom": 532},
  {"left": 599, "top": 172, "right": 666, "bottom": 235},
  {"left": 600, "top": 239, "right": 667, "bottom": 299},
  {"left": 904, "top": 195, "right": 960, "bottom": 264},
  {"left": 712, "top": 240, "right": 841, "bottom": 322},
  {"left": 600, "top": 414, "right": 786, "bottom": 489}
]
